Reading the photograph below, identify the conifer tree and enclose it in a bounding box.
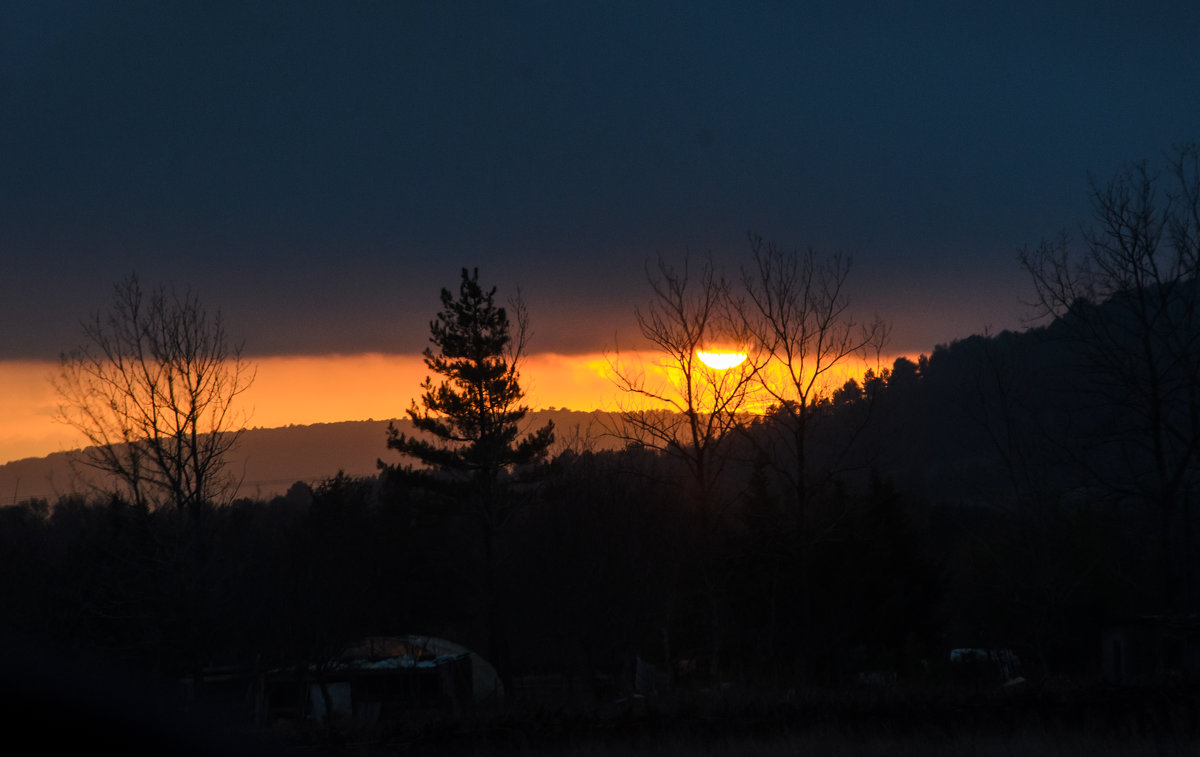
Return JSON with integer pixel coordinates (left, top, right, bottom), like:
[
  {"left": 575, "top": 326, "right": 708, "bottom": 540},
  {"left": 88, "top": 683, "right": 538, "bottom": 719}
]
[
  {"left": 384, "top": 267, "right": 554, "bottom": 480},
  {"left": 381, "top": 267, "right": 553, "bottom": 688}
]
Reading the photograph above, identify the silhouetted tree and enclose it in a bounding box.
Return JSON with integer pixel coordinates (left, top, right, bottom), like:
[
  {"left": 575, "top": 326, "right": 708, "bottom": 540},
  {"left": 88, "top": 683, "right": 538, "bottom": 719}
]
[
  {"left": 607, "top": 256, "right": 756, "bottom": 525},
  {"left": 606, "top": 256, "right": 758, "bottom": 677},
  {"left": 738, "top": 234, "right": 890, "bottom": 521},
  {"left": 1021, "top": 144, "right": 1200, "bottom": 611},
  {"left": 380, "top": 267, "right": 553, "bottom": 688},
  {"left": 51, "top": 275, "right": 254, "bottom": 511},
  {"left": 734, "top": 235, "right": 888, "bottom": 680}
]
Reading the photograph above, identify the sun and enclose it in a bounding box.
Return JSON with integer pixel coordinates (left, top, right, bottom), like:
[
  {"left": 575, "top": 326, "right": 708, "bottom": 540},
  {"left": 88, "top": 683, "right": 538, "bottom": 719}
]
[{"left": 696, "top": 350, "right": 748, "bottom": 370}]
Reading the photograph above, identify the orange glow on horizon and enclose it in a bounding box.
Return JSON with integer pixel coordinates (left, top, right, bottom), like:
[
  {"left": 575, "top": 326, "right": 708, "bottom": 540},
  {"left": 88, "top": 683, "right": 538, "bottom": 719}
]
[
  {"left": 0, "top": 361, "right": 74, "bottom": 465},
  {"left": 594, "top": 349, "right": 919, "bottom": 415},
  {"left": 0, "top": 350, "right": 920, "bottom": 465},
  {"left": 0, "top": 353, "right": 636, "bottom": 464}
]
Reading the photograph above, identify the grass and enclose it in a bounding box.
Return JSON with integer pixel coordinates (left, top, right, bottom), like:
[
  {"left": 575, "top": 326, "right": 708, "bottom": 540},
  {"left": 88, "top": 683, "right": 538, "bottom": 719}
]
[
  {"left": 484, "top": 729, "right": 1188, "bottom": 757},
  {"left": 277, "top": 680, "right": 1200, "bottom": 755}
]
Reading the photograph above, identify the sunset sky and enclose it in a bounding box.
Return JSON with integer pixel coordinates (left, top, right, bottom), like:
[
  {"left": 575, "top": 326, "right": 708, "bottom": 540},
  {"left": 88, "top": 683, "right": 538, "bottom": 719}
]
[{"left": 3, "top": 2, "right": 1199, "bottom": 463}]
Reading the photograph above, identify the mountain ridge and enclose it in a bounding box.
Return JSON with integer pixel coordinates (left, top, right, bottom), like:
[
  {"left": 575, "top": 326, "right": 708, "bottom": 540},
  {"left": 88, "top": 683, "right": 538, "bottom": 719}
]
[{"left": 0, "top": 409, "right": 617, "bottom": 505}]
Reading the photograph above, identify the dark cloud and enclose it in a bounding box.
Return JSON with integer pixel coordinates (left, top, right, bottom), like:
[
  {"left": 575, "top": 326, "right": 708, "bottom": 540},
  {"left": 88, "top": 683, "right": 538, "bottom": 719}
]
[{"left": 3, "top": 1, "right": 1198, "bottom": 358}]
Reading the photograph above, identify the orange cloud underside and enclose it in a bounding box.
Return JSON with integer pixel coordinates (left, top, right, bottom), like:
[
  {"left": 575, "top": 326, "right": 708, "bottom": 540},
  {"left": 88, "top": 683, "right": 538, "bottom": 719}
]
[
  {"left": 0, "top": 361, "right": 71, "bottom": 465},
  {"left": 0, "top": 353, "right": 628, "bottom": 463},
  {"left": 0, "top": 351, "right": 915, "bottom": 465},
  {"left": 245, "top": 352, "right": 626, "bottom": 429}
]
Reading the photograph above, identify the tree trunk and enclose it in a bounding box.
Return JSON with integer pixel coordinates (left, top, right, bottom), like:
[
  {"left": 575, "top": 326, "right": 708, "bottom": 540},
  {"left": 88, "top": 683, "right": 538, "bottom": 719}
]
[{"left": 482, "top": 493, "right": 512, "bottom": 695}]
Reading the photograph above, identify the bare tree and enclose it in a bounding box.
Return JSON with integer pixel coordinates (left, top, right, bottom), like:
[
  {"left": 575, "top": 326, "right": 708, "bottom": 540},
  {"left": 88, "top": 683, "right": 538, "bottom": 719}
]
[
  {"left": 607, "top": 256, "right": 757, "bottom": 525},
  {"left": 606, "top": 255, "right": 760, "bottom": 679},
  {"left": 739, "top": 234, "right": 890, "bottom": 521},
  {"left": 729, "top": 236, "right": 888, "bottom": 680},
  {"left": 52, "top": 275, "right": 255, "bottom": 510},
  {"left": 1020, "top": 145, "right": 1200, "bottom": 610}
]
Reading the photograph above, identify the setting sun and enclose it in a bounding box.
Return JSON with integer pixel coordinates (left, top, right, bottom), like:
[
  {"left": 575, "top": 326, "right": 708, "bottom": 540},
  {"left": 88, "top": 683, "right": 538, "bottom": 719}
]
[{"left": 696, "top": 350, "right": 748, "bottom": 370}]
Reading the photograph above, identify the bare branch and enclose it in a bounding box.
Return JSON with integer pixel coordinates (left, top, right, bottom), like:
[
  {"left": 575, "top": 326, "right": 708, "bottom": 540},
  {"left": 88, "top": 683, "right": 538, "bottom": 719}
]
[
  {"left": 1019, "top": 144, "right": 1200, "bottom": 609},
  {"left": 51, "top": 275, "right": 255, "bottom": 509},
  {"left": 738, "top": 234, "right": 889, "bottom": 516},
  {"left": 607, "top": 254, "right": 758, "bottom": 524}
]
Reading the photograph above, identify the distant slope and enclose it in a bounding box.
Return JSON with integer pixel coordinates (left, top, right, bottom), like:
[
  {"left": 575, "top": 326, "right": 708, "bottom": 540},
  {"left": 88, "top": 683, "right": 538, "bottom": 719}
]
[{"left": 0, "top": 410, "right": 619, "bottom": 505}]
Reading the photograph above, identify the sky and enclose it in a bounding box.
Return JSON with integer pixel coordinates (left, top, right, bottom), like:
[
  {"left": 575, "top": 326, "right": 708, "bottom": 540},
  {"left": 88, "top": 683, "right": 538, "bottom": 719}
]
[{"left": 3, "top": 1, "right": 1200, "bottom": 463}]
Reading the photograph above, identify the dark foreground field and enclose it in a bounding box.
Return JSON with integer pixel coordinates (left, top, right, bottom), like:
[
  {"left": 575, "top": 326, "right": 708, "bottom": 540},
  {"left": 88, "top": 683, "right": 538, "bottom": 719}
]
[
  {"left": 269, "top": 682, "right": 1200, "bottom": 756},
  {"left": 420, "top": 732, "right": 1191, "bottom": 757},
  {"left": 5, "top": 657, "right": 1197, "bottom": 757}
]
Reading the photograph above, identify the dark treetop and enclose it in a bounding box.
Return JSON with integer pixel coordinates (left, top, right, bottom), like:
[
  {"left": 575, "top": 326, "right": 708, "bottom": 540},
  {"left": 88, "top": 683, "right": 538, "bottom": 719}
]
[{"left": 382, "top": 268, "right": 554, "bottom": 485}]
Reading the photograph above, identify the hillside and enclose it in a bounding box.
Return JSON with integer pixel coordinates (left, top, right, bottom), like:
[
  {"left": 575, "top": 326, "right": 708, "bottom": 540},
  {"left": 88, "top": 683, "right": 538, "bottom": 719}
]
[{"left": 0, "top": 409, "right": 617, "bottom": 505}]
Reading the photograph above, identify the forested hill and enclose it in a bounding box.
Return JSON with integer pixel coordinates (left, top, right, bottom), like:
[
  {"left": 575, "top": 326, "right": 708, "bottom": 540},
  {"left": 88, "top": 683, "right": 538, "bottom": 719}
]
[
  {"left": 0, "top": 409, "right": 615, "bottom": 505},
  {"left": 0, "top": 312, "right": 1151, "bottom": 511},
  {"left": 2, "top": 315, "right": 1193, "bottom": 685}
]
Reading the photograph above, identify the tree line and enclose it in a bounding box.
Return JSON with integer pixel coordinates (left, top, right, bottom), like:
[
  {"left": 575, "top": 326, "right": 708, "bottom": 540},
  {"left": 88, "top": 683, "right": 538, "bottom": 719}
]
[{"left": 4, "top": 146, "right": 1199, "bottom": 699}]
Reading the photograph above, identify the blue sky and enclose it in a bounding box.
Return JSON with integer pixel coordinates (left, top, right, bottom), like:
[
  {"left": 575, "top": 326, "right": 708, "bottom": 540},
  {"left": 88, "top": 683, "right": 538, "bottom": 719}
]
[{"left": 4, "top": 1, "right": 1199, "bottom": 358}]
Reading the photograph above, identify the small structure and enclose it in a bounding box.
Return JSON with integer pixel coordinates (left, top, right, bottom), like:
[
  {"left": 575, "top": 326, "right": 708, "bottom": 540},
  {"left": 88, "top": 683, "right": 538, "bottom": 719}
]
[
  {"left": 949, "top": 648, "right": 1022, "bottom": 684},
  {"left": 1102, "top": 615, "right": 1200, "bottom": 684},
  {"left": 262, "top": 635, "right": 500, "bottom": 725},
  {"left": 346, "top": 635, "right": 503, "bottom": 702}
]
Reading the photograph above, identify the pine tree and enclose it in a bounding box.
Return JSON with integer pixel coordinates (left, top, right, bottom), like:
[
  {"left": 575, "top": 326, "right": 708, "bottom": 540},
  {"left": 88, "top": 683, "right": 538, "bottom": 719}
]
[
  {"left": 381, "top": 267, "right": 553, "bottom": 688},
  {"left": 384, "top": 267, "right": 553, "bottom": 481}
]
